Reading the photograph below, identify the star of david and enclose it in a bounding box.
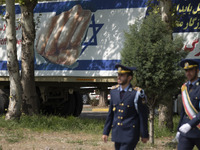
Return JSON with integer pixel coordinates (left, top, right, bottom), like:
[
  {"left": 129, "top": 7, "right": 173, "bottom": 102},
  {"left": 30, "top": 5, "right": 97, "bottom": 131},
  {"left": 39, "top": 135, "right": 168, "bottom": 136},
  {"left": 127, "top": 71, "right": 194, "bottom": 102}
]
[{"left": 81, "top": 14, "right": 104, "bottom": 54}]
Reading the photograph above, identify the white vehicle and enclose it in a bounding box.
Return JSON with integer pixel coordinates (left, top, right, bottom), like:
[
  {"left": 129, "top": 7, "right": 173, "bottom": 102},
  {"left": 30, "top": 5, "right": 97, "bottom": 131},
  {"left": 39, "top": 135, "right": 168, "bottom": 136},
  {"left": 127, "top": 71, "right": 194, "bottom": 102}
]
[{"left": 89, "top": 90, "right": 111, "bottom": 101}]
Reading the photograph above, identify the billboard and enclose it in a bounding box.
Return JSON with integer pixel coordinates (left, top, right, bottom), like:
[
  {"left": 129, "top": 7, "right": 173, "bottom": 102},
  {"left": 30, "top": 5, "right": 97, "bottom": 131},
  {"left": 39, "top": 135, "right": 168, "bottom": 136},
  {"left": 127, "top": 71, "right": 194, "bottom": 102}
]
[
  {"left": 0, "top": 0, "right": 148, "bottom": 76},
  {"left": 0, "top": 0, "right": 199, "bottom": 76}
]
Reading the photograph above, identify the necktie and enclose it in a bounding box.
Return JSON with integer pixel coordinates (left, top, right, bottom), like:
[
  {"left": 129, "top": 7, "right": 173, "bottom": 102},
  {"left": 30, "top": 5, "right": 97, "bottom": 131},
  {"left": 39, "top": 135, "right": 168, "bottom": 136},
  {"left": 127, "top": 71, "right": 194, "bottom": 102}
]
[
  {"left": 189, "top": 84, "right": 193, "bottom": 91},
  {"left": 120, "top": 90, "right": 125, "bottom": 99}
]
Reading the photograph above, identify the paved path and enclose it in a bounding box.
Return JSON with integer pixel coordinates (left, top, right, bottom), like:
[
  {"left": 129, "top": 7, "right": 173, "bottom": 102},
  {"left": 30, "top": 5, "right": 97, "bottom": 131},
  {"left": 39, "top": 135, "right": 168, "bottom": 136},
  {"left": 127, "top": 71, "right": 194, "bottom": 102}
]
[
  {"left": 80, "top": 105, "right": 108, "bottom": 119},
  {"left": 80, "top": 111, "right": 108, "bottom": 120}
]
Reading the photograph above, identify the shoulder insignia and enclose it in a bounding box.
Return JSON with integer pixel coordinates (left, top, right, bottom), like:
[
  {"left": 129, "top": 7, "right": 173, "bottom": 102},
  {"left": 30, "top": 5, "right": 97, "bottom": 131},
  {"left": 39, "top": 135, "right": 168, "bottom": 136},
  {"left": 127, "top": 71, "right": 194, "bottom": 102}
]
[
  {"left": 128, "top": 87, "right": 133, "bottom": 92},
  {"left": 111, "top": 84, "right": 119, "bottom": 89},
  {"left": 133, "top": 86, "right": 142, "bottom": 91}
]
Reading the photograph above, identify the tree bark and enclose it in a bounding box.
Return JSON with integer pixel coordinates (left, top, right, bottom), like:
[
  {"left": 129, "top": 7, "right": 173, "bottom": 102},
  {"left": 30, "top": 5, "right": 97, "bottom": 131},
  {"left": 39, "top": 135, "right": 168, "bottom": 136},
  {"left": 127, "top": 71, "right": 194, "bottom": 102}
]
[
  {"left": 158, "top": 104, "right": 167, "bottom": 126},
  {"left": 149, "top": 106, "right": 154, "bottom": 144},
  {"left": 158, "top": 99, "right": 174, "bottom": 130},
  {"left": 20, "top": 3, "right": 39, "bottom": 115},
  {"left": 158, "top": 0, "right": 174, "bottom": 130},
  {"left": 5, "top": 0, "right": 23, "bottom": 120},
  {"left": 159, "top": 0, "right": 172, "bottom": 25},
  {"left": 98, "top": 90, "right": 107, "bottom": 107}
]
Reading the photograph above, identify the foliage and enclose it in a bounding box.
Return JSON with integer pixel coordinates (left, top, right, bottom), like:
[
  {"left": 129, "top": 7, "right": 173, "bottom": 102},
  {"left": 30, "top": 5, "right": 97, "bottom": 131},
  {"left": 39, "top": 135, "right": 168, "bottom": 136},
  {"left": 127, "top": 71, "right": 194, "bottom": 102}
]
[
  {"left": 146, "top": 0, "right": 182, "bottom": 29},
  {"left": 0, "top": 115, "right": 105, "bottom": 134},
  {"left": 154, "top": 115, "right": 179, "bottom": 138},
  {"left": 89, "top": 99, "right": 99, "bottom": 106},
  {"left": 121, "top": 12, "right": 188, "bottom": 106},
  {"left": 15, "top": 0, "right": 38, "bottom": 6},
  {"left": 0, "top": 114, "right": 179, "bottom": 136}
]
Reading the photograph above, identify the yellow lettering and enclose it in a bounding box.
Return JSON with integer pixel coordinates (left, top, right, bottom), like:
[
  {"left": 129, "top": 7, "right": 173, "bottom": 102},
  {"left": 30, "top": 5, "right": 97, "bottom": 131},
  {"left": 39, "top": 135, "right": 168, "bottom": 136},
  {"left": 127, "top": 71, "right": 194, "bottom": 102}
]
[
  {"left": 187, "top": 3, "right": 193, "bottom": 13},
  {"left": 177, "top": 4, "right": 180, "bottom": 12},
  {"left": 192, "top": 4, "right": 200, "bottom": 15},
  {"left": 176, "top": 21, "right": 183, "bottom": 27},
  {"left": 194, "top": 22, "right": 199, "bottom": 29},
  {"left": 197, "top": 3, "right": 200, "bottom": 12},
  {"left": 189, "top": 18, "right": 197, "bottom": 27},
  {"left": 183, "top": 23, "right": 188, "bottom": 30}
]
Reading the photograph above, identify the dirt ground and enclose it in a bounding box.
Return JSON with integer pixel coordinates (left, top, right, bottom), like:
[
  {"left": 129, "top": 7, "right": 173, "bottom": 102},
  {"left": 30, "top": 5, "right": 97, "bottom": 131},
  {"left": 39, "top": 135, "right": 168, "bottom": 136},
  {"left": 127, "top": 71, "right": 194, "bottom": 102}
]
[{"left": 0, "top": 129, "right": 176, "bottom": 150}]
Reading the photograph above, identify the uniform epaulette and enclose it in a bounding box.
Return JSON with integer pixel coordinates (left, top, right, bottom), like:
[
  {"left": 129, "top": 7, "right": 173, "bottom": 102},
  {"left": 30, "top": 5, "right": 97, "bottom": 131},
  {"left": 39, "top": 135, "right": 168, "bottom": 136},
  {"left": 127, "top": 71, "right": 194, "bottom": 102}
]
[
  {"left": 133, "top": 86, "right": 142, "bottom": 91},
  {"left": 111, "top": 84, "right": 119, "bottom": 89}
]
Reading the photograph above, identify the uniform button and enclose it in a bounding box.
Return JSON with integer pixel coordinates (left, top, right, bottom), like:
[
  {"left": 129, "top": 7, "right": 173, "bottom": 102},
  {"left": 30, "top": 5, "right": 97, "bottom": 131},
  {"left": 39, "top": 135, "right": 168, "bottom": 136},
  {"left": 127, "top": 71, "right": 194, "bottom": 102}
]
[
  {"left": 121, "top": 117, "right": 123, "bottom": 119},
  {"left": 133, "top": 125, "right": 135, "bottom": 128},
  {"left": 121, "top": 123, "right": 123, "bottom": 126},
  {"left": 113, "top": 107, "right": 116, "bottom": 111},
  {"left": 121, "top": 103, "right": 124, "bottom": 106},
  {"left": 118, "top": 109, "right": 121, "bottom": 112},
  {"left": 118, "top": 116, "right": 120, "bottom": 119},
  {"left": 121, "top": 110, "right": 124, "bottom": 113},
  {"left": 127, "top": 105, "right": 130, "bottom": 107},
  {"left": 112, "top": 125, "right": 113, "bottom": 127},
  {"left": 118, "top": 122, "right": 120, "bottom": 126}
]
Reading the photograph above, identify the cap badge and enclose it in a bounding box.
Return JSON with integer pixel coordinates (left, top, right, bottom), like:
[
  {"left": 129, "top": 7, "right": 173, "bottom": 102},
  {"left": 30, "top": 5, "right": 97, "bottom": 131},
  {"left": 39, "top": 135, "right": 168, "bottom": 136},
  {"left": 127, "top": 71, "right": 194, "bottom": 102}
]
[
  {"left": 185, "top": 62, "right": 189, "bottom": 68},
  {"left": 118, "top": 67, "right": 122, "bottom": 72}
]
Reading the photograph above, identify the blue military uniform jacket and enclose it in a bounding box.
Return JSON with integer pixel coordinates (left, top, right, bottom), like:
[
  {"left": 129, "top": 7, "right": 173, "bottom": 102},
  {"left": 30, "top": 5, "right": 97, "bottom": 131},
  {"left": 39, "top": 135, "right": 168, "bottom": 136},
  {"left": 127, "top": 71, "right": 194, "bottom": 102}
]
[
  {"left": 178, "top": 79, "right": 200, "bottom": 138},
  {"left": 103, "top": 84, "right": 149, "bottom": 144}
]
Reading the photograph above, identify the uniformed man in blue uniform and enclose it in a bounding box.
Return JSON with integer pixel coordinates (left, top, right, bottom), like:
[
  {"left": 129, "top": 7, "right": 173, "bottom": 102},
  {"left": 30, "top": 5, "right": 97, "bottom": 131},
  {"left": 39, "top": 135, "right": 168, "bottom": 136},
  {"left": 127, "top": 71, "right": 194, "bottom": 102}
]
[
  {"left": 102, "top": 64, "right": 149, "bottom": 150},
  {"left": 175, "top": 59, "right": 200, "bottom": 150}
]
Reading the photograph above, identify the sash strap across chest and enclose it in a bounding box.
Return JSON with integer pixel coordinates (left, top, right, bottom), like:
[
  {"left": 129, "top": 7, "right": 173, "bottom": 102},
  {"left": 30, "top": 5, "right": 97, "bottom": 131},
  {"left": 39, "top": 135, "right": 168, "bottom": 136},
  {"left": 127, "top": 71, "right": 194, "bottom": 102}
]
[{"left": 181, "top": 84, "right": 200, "bottom": 129}]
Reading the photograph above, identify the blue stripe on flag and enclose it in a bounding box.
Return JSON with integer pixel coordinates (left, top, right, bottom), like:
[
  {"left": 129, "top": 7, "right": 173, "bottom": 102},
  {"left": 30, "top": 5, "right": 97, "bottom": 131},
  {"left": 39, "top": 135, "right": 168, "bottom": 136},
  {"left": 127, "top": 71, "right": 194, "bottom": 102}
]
[
  {"left": 0, "top": 0, "right": 148, "bottom": 15},
  {"left": 0, "top": 60, "right": 121, "bottom": 71}
]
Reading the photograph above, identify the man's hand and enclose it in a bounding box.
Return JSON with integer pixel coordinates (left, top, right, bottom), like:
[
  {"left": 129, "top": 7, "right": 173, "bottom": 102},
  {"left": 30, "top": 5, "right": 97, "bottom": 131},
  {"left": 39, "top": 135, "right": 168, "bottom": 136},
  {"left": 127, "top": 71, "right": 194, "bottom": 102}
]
[
  {"left": 174, "top": 132, "right": 180, "bottom": 143},
  {"left": 102, "top": 135, "right": 108, "bottom": 143},
  {"left": 141, "top": 138, "right": 149, "bottom": 143},
  {"left": 179, "top": 123, "right": 191, "bottom": 134}
]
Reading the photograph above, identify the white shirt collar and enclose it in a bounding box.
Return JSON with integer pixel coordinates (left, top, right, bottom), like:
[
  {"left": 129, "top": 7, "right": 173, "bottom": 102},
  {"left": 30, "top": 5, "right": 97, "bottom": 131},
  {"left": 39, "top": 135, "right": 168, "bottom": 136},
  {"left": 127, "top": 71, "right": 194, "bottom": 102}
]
[{"left": 188, "top": 78, "right": 199, "bottom": 86}]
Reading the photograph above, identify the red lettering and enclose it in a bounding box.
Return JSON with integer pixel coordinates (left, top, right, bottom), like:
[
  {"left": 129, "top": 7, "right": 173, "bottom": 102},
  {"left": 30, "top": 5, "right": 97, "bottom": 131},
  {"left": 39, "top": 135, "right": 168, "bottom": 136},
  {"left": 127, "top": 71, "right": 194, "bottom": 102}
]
[
  {"left": 184, "top": 39, "right": 199, "bottom": 52},
  {"left": 3, "top": 24, "right": 6, "bottom": 31}
]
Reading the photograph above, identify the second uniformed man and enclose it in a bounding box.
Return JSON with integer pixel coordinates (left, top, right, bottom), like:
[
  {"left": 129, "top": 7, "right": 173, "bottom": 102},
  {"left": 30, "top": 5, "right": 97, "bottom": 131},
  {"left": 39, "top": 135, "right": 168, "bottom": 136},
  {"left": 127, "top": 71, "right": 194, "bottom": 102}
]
[
  {"left": 102, "top": 64, "right": 149, "bottom": 150},
  {"left": 175, "top": 59, "right": 200, "bottom": 150}
]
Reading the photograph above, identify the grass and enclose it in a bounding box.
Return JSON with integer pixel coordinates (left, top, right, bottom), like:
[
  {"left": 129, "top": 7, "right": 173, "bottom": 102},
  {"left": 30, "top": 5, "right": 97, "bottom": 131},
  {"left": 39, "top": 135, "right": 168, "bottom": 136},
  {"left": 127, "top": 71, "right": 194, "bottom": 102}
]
[
  {"left": 0, "top": 114, "right": 179, "bottom": 144},
  {"left": 0, "top": 115, "right": 105, "bottom": 134},
  {"left": 0, "top": 114, "right": 179, "bottom": 135},
  {"left": 4, "top": 129, "right": 24, "bottom": 143},
  {"left": 154, "top": 115, "right": 179, "bottom": 138},
  {"left": 0, "top": 114, "right": 198, "bottom": 149}
]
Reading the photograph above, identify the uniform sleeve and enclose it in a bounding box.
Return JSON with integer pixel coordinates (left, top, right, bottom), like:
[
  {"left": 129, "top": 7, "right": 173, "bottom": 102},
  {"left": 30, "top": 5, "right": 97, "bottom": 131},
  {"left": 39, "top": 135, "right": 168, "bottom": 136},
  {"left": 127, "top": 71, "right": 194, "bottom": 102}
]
[
  {"left": 138, "top": 91, "right": 149, "bottom": 138},
  {"left": 188, "top": 112, "right": 200, "bottom": 128},
  {"left": 103, "top": 94, "right": 114, "bottom": 136}
]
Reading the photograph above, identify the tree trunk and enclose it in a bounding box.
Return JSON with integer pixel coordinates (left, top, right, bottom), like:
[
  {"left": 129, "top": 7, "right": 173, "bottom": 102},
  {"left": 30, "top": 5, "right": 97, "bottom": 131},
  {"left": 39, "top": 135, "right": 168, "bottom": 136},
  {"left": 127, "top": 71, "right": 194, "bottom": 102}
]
[
  {"left": 5, "top": 0, "right": 22, "bottom": 120},
  {"left": 158, "top": 104, "right": 167, "bottom": 126},
  {"left": 160, "top": 0, "right": 172, "bottom": 25},
  {"left": 98, "top": 90, "right": 107, "bottom": 107},
  {"left": 20, "top": 3, "right": 39, "bottom": 115},
  {"left": 158, "top": 99, "right": 174, "bottom": 130},
  {"left": 149, "top": 106, "right": 154, "bottom": 144},
  {"left": 158, "top": 0, "right": 174, "bottom": 130}
]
